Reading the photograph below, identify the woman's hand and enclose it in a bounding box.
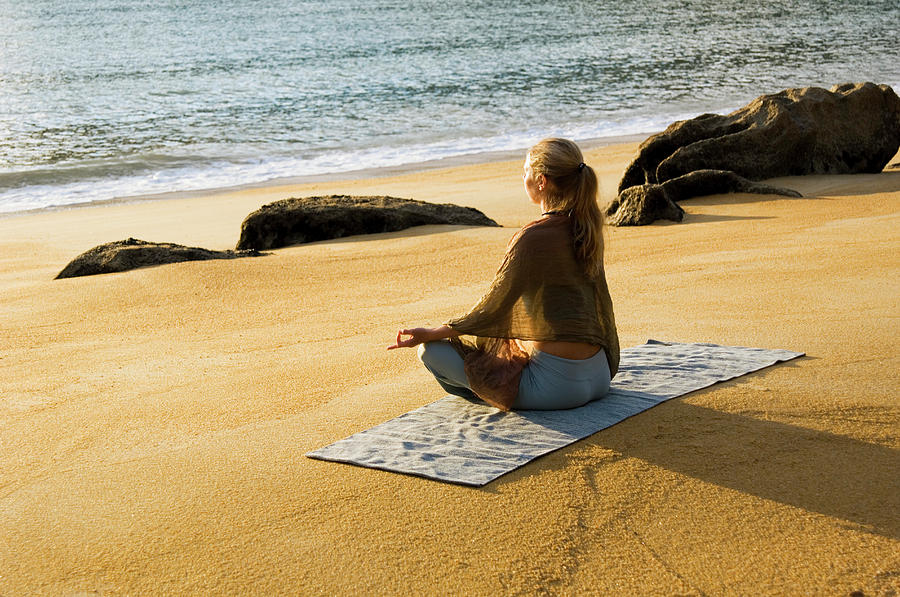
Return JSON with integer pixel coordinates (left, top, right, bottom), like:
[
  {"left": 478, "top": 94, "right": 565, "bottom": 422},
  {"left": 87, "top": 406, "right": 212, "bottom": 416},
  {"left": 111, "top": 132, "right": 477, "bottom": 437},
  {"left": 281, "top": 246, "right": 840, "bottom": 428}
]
[{"left": 387, "top": 325, "right": 458, "bottom": 350}]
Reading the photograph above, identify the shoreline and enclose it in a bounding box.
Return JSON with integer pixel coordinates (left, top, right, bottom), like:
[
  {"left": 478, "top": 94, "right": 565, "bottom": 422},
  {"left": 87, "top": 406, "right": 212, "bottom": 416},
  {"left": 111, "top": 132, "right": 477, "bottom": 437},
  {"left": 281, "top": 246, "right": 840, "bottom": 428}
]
[
  {"left": 9, "top": 126, "right": 899, "bottom": 221},
  {"left": 0, "top": 132, "right": 651, "bottom": 219}
]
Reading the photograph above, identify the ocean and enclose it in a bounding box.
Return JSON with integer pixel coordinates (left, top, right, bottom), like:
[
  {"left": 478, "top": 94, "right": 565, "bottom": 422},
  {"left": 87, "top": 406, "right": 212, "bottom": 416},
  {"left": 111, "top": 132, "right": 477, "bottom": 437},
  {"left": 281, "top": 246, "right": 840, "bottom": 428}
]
[{"left": 1, "top": 0, "right": 898, "bottom": 213}]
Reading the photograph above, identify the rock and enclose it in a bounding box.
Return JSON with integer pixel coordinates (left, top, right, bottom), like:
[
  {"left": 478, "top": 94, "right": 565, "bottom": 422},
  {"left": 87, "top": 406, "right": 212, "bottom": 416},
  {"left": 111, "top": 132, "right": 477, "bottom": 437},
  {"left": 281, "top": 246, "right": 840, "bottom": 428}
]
[
  {"left": 621, "top": 82, "right": 900, "bottom": 190},
  {"left": 660, "top": 169, "right": 803, "bottom": 201},
  {"left": 610, "top": 82, "right": 900, "bottom": 225},
  {"left": 606, "top": 170, "right": 802, "bottom": 226},
  {"left": 605, "top": 184, "right": 684, "bottom": 226},
  {"left": 236, "top": 195, "right": 499, "bottom": 250},
  {"left": 56, "top": 238, "right": 263, "bottom": 279}
]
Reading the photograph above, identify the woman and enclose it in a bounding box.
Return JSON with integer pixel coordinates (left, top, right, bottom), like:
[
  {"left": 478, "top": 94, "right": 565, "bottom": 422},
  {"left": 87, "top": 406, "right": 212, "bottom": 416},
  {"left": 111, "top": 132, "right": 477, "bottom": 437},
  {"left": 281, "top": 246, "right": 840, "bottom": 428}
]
[{"left": 388, "top": 138, "right": 619, "bottom": 410}]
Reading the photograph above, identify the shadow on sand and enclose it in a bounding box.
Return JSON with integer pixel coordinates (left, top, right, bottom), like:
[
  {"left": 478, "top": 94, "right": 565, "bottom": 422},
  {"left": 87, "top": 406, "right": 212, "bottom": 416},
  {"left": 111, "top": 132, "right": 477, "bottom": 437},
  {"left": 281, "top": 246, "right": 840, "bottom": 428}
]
[
  {"left": 501, "top": 396, "right": 899, "bottom": 540},
  {"left": 599, "top": 401, "right": 899, "bottom": 539},
  {"left": 681, "top": 213, "right": 775, "bottom": 224}
]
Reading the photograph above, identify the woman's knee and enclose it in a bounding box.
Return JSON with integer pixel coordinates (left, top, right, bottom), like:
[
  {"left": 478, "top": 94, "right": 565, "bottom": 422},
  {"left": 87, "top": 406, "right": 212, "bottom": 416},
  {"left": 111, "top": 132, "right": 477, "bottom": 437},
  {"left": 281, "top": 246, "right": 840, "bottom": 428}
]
[
  {"left": 417, "top": 341, "right": 469, "bottom": 388},
  {"left": 416, "top": 341, "right": 436, "bottom": 366},
  {"left": 417, "top": 341, "right": 450, "bottom": 373}
]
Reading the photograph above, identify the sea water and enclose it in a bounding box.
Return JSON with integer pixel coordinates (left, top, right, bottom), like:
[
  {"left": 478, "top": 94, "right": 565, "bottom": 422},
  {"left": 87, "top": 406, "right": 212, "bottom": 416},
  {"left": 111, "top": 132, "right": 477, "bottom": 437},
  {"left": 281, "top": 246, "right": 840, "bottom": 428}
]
[{"left": 1, "top": 0, "right": 898, "bottom": 213}]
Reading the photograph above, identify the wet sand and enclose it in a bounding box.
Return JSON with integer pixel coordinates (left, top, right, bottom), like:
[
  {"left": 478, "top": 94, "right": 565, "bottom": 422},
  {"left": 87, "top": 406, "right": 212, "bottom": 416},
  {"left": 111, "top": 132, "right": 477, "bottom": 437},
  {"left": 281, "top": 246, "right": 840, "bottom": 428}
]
[{"left": 1, "top": 142, "right": 898, "bottom": 595}]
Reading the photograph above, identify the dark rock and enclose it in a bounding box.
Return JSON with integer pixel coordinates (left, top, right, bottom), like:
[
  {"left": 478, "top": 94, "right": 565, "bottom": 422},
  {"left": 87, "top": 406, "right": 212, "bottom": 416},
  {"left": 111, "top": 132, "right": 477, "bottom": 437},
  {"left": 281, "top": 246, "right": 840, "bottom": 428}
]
[
  {"left": 56, "top": 238, "right": 263, "bottom": 279},
  {"left": 661, "top": 169, "right": 803, "bottom": 201},
  {"left": 236, "top": 195, "right": 499, "bottom": 251},
  {"left": 606, "top": 170, "right": 802, "bottom": 226},
  {"left": 620, "top": 82, "right": 900, "bottom": 191},
  {"left": 610, "top": 82, "right": 900, "bottom": 225},
  {"left": 605, "top": 184, "right": 683, "bottom": 226}
]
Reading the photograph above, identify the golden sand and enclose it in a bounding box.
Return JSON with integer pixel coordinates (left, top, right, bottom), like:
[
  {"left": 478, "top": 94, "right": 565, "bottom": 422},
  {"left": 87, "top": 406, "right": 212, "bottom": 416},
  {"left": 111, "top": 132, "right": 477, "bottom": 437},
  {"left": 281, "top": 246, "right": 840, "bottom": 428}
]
[{"left": 1, "top": 143, "right": 898, "bottom": 595}]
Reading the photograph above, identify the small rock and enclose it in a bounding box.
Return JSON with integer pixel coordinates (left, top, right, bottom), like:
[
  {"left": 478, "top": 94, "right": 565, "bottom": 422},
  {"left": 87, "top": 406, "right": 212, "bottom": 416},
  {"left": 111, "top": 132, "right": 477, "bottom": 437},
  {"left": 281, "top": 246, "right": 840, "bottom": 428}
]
[
  {"left": 56, "top": 238, "right": 262, "bottom": 279},
  {"left": 605, "top": 184, "right": 683, "bottom": 226},
  {"left": 605, "top": 170, "right": 801, "bottom": 226}
]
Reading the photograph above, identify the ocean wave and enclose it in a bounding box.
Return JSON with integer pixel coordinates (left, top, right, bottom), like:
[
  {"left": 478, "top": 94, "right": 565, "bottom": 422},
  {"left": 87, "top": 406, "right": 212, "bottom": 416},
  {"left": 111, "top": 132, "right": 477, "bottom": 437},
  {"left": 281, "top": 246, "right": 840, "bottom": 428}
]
[{"left": 0, "top": 114, "right": 689, "bottom": 214}]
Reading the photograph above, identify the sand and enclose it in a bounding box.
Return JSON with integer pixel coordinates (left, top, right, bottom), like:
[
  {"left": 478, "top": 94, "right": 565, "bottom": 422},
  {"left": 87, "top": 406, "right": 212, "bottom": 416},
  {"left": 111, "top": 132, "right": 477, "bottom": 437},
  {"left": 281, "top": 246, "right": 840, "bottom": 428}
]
[{"left": 1, "top": 142, "right": 898, "bottom": 595}]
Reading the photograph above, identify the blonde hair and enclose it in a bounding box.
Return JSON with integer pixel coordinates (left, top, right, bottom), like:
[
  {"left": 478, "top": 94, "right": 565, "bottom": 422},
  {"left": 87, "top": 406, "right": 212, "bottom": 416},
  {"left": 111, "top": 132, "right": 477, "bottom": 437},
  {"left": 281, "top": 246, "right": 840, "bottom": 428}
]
[{"left": 527, "top": 138, "right": 605, "bottom": 278}]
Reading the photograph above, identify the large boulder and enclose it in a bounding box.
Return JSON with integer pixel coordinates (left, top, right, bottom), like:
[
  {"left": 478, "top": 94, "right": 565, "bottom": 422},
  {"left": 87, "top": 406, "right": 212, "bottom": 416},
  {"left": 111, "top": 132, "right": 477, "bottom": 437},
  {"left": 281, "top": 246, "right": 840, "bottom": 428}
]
[
  {"left": 236, "top": 195, "right": 499, "bottom": 250},
  {"left": 609, "top": 82, "right": 900, "bottom": 225},
  {"left": 56, "top": 238, "right": 262, "bottom": 279}
]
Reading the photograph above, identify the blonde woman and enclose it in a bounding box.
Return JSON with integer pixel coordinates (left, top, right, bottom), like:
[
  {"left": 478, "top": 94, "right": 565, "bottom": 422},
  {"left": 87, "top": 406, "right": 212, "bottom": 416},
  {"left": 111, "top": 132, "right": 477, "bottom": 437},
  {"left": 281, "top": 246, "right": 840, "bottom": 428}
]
[{"left": 388, "top": 138, "right": 619, "bottom": 411}]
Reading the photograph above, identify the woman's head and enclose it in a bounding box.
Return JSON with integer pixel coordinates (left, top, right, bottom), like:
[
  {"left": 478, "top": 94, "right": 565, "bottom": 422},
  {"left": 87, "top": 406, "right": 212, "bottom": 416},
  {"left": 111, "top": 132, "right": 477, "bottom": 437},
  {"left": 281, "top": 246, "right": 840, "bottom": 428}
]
[
  {"left": 526, "top": 138, "right": 605, "bottom": 278},
  {"left": 526, "top": 138, "right": 588, "bottom": 207}
]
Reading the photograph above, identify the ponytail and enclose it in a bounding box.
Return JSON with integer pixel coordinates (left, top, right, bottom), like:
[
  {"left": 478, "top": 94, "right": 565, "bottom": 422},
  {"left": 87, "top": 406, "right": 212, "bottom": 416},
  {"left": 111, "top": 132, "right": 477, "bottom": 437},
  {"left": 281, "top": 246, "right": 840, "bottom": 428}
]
[{"left": 527, "top": 138, "right": 605, "bottom": 279}]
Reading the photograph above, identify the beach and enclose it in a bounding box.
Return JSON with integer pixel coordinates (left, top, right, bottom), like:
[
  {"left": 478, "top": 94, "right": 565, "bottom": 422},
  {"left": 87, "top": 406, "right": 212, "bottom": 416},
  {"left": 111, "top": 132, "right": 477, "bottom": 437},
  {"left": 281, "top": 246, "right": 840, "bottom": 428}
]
[{"left": 1, "top": 141, "right": 898, "bottom": 594}]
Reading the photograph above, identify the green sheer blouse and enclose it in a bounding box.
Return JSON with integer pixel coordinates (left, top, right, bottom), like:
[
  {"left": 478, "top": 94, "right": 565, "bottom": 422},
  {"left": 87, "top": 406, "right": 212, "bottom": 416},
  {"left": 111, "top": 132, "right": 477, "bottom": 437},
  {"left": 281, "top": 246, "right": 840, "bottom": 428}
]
[{"left": 446, "top": 213, "right": 619, "bottom": 410}]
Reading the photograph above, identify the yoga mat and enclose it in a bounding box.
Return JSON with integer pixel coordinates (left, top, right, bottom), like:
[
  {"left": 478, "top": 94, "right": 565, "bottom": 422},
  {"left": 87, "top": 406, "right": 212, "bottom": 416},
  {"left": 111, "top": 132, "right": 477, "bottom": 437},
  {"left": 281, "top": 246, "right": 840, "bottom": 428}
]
[{"left": 307, "top": 340, "right": 804, "bottom": 486}]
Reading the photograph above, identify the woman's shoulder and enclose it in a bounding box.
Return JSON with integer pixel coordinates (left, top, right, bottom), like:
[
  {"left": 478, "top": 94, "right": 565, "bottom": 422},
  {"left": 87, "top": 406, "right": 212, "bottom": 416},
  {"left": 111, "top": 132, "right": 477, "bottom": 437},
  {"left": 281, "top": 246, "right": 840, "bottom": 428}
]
[
  {"left": 513, "top": 215, "right": 572, "bottom": 246},
  {"left": 499, "top": 217, "right": 573, "bottom": 266}
]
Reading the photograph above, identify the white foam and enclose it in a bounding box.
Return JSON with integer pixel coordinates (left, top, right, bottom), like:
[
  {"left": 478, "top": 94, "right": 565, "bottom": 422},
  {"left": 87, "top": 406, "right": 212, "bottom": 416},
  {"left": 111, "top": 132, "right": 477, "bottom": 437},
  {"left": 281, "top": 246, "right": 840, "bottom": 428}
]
[{"left": 0, "top": 110, "right": 719, "bottom": 214}]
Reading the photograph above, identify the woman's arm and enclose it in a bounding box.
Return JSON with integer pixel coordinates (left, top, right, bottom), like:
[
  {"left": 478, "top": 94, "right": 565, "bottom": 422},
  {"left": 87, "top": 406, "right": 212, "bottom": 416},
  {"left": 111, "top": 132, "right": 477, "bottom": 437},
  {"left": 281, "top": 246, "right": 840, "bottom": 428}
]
[{"left": 387, "top": 325, "right": 459, "bottom": 350}]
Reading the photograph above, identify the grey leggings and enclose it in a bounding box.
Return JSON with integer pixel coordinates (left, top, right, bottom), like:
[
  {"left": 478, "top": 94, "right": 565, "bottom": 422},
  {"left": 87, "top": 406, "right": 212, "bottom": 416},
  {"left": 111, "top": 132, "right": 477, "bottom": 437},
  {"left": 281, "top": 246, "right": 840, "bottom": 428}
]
[{"left": 417, "top": 340, "right": 611, "bottom": 410}]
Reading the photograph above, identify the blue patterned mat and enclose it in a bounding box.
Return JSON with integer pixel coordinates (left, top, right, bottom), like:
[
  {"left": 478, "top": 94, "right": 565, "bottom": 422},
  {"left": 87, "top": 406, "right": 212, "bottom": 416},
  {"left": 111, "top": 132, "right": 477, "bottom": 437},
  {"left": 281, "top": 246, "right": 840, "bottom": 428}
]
[{"left": 307, "top": 340, "right": 804, "bottom": 486}]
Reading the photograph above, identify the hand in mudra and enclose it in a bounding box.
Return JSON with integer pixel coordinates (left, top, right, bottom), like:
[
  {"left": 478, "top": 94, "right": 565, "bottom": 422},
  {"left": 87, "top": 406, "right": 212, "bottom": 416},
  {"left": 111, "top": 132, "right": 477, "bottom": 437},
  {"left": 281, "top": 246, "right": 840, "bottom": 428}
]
[{"left": 387, "top": 326, "right": 453, "bottom": 350}]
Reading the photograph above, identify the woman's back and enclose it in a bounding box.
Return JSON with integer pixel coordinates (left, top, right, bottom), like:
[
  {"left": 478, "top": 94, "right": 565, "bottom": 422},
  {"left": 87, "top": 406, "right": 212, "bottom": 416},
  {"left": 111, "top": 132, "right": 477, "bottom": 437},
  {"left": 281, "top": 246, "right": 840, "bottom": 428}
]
[{"left": 389, "top": 137, "right": 618, "bottom": 410}]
